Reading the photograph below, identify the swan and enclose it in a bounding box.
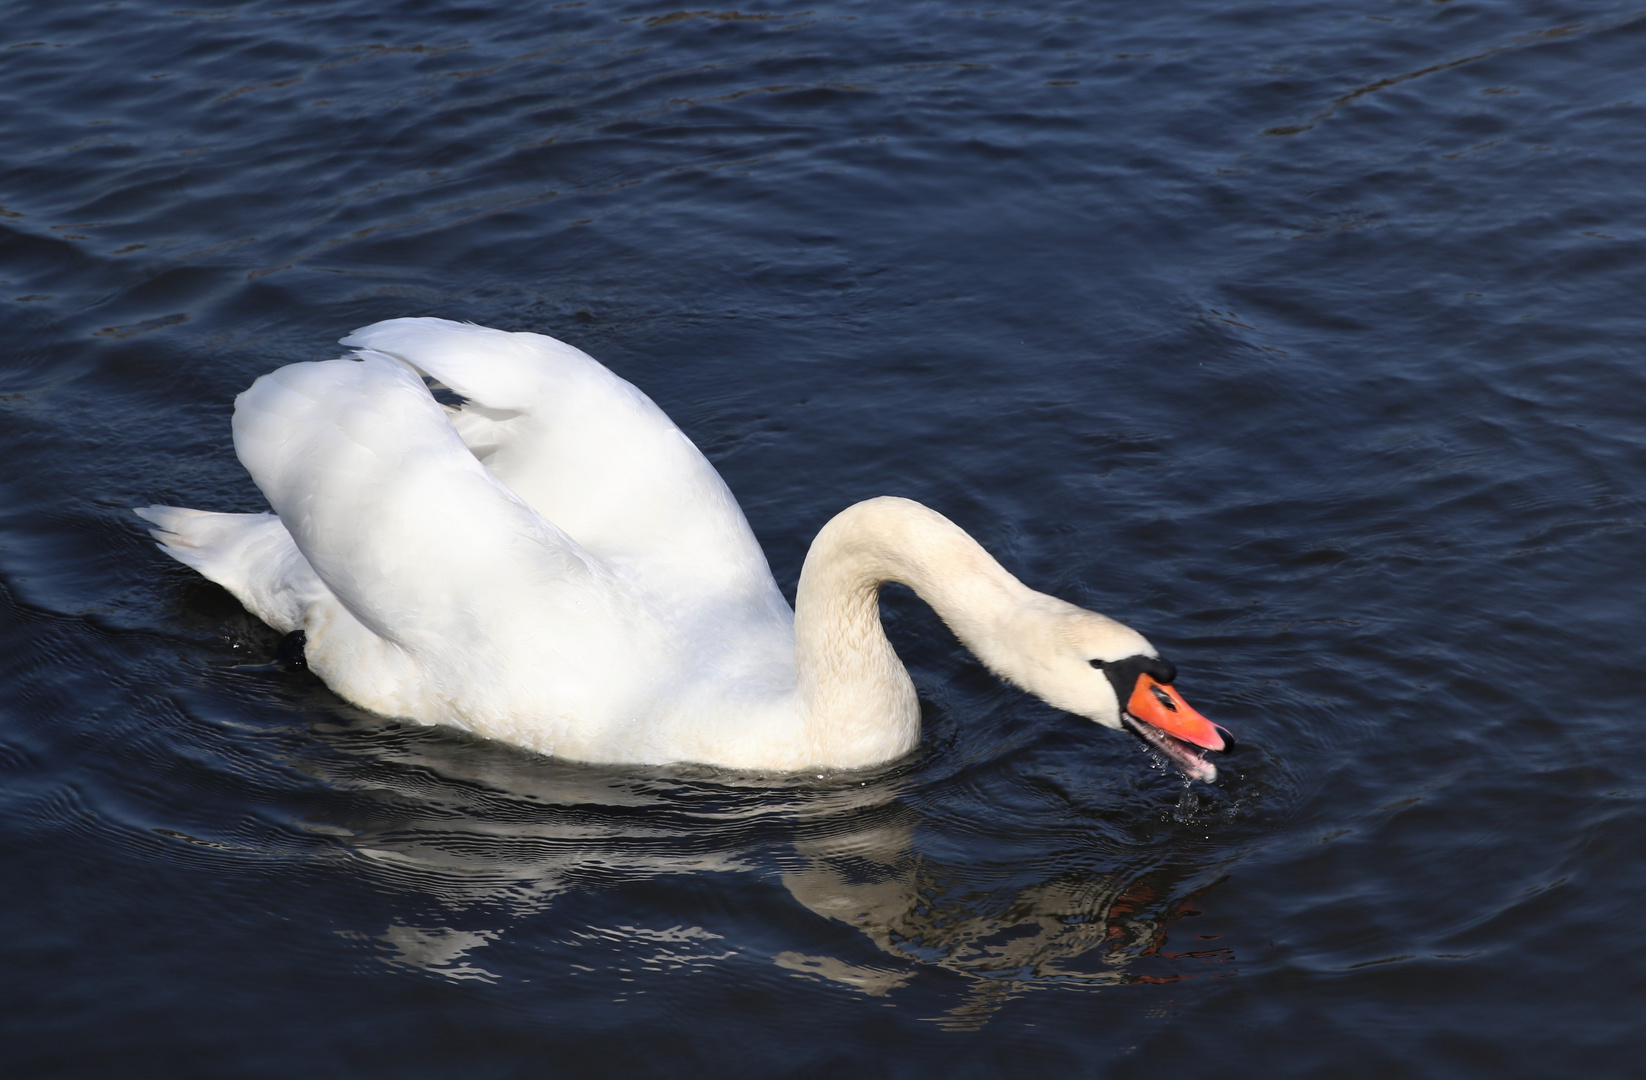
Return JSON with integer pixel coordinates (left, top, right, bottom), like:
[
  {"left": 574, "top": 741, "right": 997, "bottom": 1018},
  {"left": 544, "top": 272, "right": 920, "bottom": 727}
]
[{"left": 137, "top": 318, "right": 1227, "bottom": 780}]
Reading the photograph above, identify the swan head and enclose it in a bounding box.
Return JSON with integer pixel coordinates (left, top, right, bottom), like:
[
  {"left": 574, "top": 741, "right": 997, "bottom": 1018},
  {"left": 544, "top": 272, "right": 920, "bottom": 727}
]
[{"left": 996, "top": 597, "right": 1225, "bottom": 782}]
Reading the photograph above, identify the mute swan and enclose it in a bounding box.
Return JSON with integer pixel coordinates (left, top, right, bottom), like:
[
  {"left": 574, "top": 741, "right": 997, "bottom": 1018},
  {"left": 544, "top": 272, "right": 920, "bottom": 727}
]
[{"left": 138, "top": 318, "right": 1226, "bottom": 780}]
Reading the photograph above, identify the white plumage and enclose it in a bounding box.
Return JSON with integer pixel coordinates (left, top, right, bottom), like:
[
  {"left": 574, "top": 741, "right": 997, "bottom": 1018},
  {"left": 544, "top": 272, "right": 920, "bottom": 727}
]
[{"left": 141, "top": 318, "right": 1219, "bottom": 778}]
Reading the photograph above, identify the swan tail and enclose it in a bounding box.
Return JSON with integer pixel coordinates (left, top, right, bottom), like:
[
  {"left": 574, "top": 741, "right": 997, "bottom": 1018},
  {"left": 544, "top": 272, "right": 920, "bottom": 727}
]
[{"left": 134, "top": 506, "right": 318, "bottom": 634}]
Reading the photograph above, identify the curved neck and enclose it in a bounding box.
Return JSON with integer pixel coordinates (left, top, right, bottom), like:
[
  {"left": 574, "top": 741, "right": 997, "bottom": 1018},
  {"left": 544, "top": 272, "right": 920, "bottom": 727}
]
[{"left": 793, "top": 497, "right": 1032, "bottom": 767}]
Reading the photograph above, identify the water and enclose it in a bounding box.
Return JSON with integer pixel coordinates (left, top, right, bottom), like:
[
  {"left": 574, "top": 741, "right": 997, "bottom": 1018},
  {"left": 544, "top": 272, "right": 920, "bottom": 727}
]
[{"left": 2, "top": 0, "right": 1644, "bottom": 1074}]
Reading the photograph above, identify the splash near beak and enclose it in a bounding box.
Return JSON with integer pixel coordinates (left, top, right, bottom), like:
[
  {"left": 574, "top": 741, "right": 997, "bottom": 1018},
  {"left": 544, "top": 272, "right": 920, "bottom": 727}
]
[{"left": 1126, "top": 673, "right": 1225, "bottom": 752}]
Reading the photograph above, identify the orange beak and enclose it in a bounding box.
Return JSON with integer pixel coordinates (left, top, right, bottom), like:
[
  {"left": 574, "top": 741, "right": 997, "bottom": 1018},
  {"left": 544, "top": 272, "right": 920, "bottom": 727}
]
[{"left": 1126, "top": 673, "right": 1224, "bottom": 752}]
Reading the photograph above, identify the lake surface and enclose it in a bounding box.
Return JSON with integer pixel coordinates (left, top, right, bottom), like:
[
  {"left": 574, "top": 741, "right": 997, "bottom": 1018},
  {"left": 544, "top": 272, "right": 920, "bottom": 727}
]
[{"left": 3, "top": 0, "right": 1644, "bottom": 1075}]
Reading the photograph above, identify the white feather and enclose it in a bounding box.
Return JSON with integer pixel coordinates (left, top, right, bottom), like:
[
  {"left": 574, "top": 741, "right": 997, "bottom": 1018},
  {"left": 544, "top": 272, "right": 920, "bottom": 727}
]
[{"left": 142, "top": 319, "right": 1191, "bottom": 774}]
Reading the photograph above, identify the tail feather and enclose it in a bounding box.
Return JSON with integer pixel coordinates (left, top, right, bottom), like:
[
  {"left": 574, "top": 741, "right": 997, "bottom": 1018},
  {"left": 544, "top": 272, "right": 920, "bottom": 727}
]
[{"left": 135, "top": 506, "right": 325, "bottom": 634}]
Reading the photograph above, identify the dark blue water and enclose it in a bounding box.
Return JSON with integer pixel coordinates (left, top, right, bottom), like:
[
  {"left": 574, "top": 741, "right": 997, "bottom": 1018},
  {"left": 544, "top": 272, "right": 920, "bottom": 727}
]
[{"left": 3, "top": 0, "right": 1644, "bottom": 1075}]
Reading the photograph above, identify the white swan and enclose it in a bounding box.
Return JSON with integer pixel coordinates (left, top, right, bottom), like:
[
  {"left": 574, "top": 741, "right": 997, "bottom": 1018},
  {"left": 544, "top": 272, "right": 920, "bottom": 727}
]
[{"left": 137, "top": 318, "right": 1226, "bottom": 780}]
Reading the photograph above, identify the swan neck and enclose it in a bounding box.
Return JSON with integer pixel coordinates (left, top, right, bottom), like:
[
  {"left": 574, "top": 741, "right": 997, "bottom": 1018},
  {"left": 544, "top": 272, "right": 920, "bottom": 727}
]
[{"left": 793, "top": 497, "right": 1030, "bottom": 766}]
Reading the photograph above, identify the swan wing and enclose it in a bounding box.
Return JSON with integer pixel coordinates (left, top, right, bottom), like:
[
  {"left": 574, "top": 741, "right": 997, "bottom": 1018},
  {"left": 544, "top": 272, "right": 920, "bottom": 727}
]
[
  {"left": 338, "top": 318, "right": 788, "bottom": 628},
  {"left": 232, "top": 351, "right": 674, "bottom": 748}
]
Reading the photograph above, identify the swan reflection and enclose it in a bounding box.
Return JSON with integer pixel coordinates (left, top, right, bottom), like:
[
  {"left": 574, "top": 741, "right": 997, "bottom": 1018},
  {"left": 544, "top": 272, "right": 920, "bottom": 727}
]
[
  {"left": 295, "top": 716, "right": 1233, "bottom": 1025},
  {"left": 337, "top": 924, "right": 502, "bottom": 983},
  {"left": 776, "top": 815, "right": 1226, "bottom": 1026}
]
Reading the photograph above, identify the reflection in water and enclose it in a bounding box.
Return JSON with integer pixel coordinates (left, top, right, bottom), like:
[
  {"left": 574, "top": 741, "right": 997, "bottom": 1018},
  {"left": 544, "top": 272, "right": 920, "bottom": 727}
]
[
  {"left": 339, "top": 925, "right": 501, "bottom": 983},
  {"left": 779, "top": 816, "right": 1229, "bottom": 1028},
  {"left": 293, "top": 714, "right": 1237, "bottom": 1027}
]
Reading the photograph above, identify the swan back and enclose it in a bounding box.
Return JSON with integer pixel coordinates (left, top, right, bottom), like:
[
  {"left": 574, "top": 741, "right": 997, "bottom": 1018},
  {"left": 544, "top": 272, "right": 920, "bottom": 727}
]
[
  {"left": 233, "top": 352, "right": 683, "bottom": 750},
  {"left": 339, "top": 319, "right": 789, "bottom": 634}
]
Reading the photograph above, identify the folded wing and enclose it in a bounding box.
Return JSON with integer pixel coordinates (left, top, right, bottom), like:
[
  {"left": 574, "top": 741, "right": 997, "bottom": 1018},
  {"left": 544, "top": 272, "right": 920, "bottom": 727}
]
[
  {"left": 232, "top": 352, "right": 672, "bottom": 739},
  {"left": 339, "top": 318, "right": 789, "bottom": 633}
]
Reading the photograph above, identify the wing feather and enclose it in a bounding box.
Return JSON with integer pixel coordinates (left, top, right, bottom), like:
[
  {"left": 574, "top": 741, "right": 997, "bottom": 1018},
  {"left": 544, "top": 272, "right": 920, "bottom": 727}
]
[
  {"left": 338, "top": 318, "right": 789, "bottom": 632},
  {"left": 232, "top": 353, "right": 672, "bottom": 740}
]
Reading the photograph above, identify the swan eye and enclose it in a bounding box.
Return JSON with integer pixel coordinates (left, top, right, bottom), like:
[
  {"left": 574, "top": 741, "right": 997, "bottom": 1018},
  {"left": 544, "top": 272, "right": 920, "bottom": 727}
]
[{"left": 1088, "top": 659, "right": 1108, "bottom": 669}]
